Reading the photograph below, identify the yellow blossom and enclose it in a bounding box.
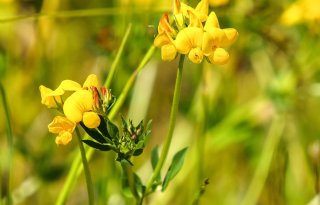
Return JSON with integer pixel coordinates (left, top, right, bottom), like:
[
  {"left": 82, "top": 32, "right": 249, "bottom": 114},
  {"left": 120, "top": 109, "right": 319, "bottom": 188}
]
[
  {"left": 48, "top": 116, "right": 76, "bottom": 145},
  {"left": 83, "top": 111, "right": 101, "bottom": 128},
  {"left": 63, "top": 90, "right": 94, "bottom": 123},
  {"left": 83, "top": 74, "right": 99, "bottom": 88},
  {"left": 39, "top": 85, "right": 63, "bottom": 108},
  {"left": 209, "top": 0, "right": 229, "bottom": 7}
]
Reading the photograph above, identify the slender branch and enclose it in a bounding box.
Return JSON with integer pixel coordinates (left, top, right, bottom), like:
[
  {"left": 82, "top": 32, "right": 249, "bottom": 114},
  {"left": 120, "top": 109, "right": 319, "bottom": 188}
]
[
  {"left": 145, "top": 54, "right": 185, "bottom": 194},
  {"left": 75, "top": 128, "right": 94, "bottom": 205}
]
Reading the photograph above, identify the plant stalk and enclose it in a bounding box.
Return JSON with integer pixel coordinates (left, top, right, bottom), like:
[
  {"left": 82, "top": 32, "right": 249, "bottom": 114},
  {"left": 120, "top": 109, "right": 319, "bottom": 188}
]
[{"left": 145, "top": 54, "right": 185, "bottom": 194}]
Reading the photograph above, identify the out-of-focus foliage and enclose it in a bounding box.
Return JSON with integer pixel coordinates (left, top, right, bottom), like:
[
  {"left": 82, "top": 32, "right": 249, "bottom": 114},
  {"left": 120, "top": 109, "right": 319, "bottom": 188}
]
[{"left": 0, "top": 0, "right": 320, "bottom": 204}]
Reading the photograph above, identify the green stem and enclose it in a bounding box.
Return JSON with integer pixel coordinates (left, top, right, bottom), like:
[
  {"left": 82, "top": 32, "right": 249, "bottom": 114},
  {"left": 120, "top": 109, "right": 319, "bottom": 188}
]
[
  {"left": 240, "top": 114, "right": 285, "bottom": 205},
  {"left": 56, "top": 45, "right": 155, "bottom": 204},
  {"left": 105, "top": 23, "right": 132, "bottom": 88},
  {"left": 0, "top": 83, "right": 13, "bottom": 205},
  {"left": 121, "top": 161, "right": 140, "bottom": 203},
  {"left": 145, "top": 54, "right": 185, "bottom": 194},
  {"left": 75, "top": 128, "right": 94, "bottom": 205}
]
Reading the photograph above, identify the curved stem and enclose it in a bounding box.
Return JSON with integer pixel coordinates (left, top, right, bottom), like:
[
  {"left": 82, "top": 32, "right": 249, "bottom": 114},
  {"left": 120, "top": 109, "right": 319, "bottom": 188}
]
[
  {"left": 75, "top": 128, "right": 94, "bottom": 205},
  {"left": 240, "top": 114, "right": 285, "bottom": 205},
  {"left": 145, "top": 54, "right": 185, "bottom": 194}
]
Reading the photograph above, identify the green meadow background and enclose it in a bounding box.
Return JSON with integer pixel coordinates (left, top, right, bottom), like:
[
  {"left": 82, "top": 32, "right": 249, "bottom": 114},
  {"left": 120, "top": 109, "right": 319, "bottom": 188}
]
[{"left": 0, "top": 0, "right": 319, "bottom": 204}]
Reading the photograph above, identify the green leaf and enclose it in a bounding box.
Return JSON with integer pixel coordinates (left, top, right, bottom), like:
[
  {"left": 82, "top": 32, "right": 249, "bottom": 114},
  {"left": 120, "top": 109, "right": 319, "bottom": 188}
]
[
  {"left": 107, "top": 120, "right": 119, "bottom": 140},
  {"left": 80, "top": 122, "right": 107, "bottom": 144},
  {"left": 97, "top": 116, "right": 112, "bottom": 140},
  {"left": 162, "top": 147, "right": 188, "bottom": 191},
  {"left": 133, "top": 149, "right": 143, "bottom": 156},
  {"left": 144, "top": 120, "right": 152, "bottom": 145},
  {"left": 82, "top": 139, "right": 111, "bottom": 151}
]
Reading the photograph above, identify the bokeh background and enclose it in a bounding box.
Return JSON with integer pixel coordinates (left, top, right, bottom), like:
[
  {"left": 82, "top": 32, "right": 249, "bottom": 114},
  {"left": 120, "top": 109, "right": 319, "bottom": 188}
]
[{"left": 1, "top": 0, "right": 320, "bottom": 204}]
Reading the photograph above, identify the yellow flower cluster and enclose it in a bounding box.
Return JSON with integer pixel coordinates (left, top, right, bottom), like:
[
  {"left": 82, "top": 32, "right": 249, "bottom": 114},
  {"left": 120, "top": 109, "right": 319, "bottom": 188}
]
[
  {"left": 154, "top": 0, "right": 238, "bottom": 64},
  {"left": 40, "top": 74, "right": 109, "bottom": 145},
  {"left": 281, "top": 0, "right": 320, "bottom": 26}
]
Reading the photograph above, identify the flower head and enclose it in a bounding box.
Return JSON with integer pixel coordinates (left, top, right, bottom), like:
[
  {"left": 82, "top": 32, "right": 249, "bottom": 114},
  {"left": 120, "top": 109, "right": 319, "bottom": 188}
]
[{"left": 48, "top": 116, "right": 76, "bottom": 145}]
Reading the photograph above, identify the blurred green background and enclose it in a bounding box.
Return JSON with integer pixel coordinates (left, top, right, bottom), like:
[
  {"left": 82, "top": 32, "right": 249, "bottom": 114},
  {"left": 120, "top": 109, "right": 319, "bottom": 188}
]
[{"left": 0, "top": 0, "right": 320, "bottom": 204}]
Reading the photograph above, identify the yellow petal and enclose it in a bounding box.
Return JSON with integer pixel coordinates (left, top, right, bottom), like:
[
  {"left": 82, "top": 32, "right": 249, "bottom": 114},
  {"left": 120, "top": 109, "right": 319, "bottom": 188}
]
[
  {"left": 173, "top": 0, "right": 184, "bottom": 27},
  {"left": 48, "top": 116, "right": 76, "bottom": 134},
  {"left": 209, "top": 0, "right": 229, "bottom": 7},
  {"left": 39, "top": 85, "right": 62, "bottom": 108},
  {"left": 154, "top": 31, "right": 174, "bottom": 47},
  {"left": 59, "top": 80, "right": 82, "bottom": 91},
  {"left": 202, "top": 29, "right": 225, "bottom": 55},
  {"left": 83, "top": 74, "right": 99, "bottom": 88},
  {"left": 161, "top": 44, "right": 177, "bottom": 61},
  {"left": 83, "top": 111, "right": 101, "bottom": 128},
  {"left": 188, "top": 47, "right": 204, "bottom": 64},
  {"left": 204, "top": 12, "right": 220, "bottom": 30},
  {"left": 158, "top": 14, "right": 176, "bottom": 35},
  {"left": 63, "top": 90, "right": 94, "bottom": 123},
  {"left": 175, "top": 27, "right": 203, "bottom": 54},
  {"left": 188, "top": 9, "right": 203, "bottom": 28},
  {"left": 220, "top": 28, "right": 238, "bottom": 47},
  {"left": 195, "top": 0, "right": 209, "bottom": 22},
  {"left": 55, "top": 131, "right": 73, "bottom": 145},
  {"left": 208, "top": 48, "right": 229, "bottom": 64},
  {"left": 181, "top": 3, "right": 195, "bottom": 19}
]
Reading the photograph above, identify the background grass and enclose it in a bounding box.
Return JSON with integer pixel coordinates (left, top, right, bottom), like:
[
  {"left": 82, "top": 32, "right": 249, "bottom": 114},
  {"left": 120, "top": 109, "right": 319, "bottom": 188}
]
[{"left": 1, "top": 0, "right": 320, "bottom": 204}]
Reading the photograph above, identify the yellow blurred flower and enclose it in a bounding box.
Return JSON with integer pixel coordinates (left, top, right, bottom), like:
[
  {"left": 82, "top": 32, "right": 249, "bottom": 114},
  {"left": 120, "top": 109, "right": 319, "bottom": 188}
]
[
  {"left": 209, "top": 0, "right": 229, "bottom": 7},
  {"left": 48, "top": 116, "right": 76, "bottom": 145},
  {"left": 281, "top": 0, "right": 320, "bottom": 25},
  {"left": 154, "top": 0, "right": 238, "bottom": 64}
]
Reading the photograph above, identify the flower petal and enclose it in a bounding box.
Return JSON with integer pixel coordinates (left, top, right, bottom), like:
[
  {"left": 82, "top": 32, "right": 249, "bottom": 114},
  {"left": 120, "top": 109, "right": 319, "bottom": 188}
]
[
  {"left": 83, "top": 74, "right": 99, "bottom": 88},
  {"left": 207, "top": 48, "right": 229, "bottom": 64},
  {"left": 195, "top": 0, "right": 209, "bottom": 22},
  {"left": 202, "top": 29, "right": 225, "bottom": 55},
  {"left": 204, "top": 12, "right": 220, "bottom": 30},
  {"left": 59, "top": 80, "right": 82, "bottom": 91},
  {"left": 154, "top": 31, "right": 174, "bottom": 47},
  {"left": 188, "top": 9, "right": 203, "bottom": 28},
  {"left": 48, "top": 116, "right": 76, "bottom": 134},
  {"left": 63, "top": 90, "right": 94, "bottom": 123},
  {"left": 55, "top": 131, "right": 73, "bottom": 145},
  {"left": 175, "top": 27, "right": 203, "bottom": 54},
  {"left": 83, "top": 111, "right": 101, "bottom": 128},
  {"left": 188, "top": 47, "right": 204, "bottom": 64},
  {"left": 220, "top": 28, "right": 238, "bottom": 47},
  {"left": 161, "top": 44, "right": 177, "bottom": 61},
  {"left": 39, "top": 85, "right": 62, "bottom": 108}
]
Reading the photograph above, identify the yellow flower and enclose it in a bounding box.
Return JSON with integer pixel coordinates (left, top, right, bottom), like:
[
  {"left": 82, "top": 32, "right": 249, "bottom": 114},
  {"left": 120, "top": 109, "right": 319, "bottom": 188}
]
[
  {"left": 63, "top": 90, "right": 94, "bottom": 123},
  {"left": 209, "top": 0, "right": 229, "bottom": 7},
  {"left": 154, "top": 14, "right": 177, "bottom": 61},
  {"left": 39, "top": 85, "right": 63, "bottom": 108},
  {"left": 181, "top": 0, "right": 209, "bottom": 23},
  {"left": 83, "top": 74, "right": 99, "bottom": 88},
  {"left": 175, "top": 27, "right": 204, "bottom": 64},
  {"left": 281, "top": 0, "right": 320, "bottom": 25},
  {"left": 48, "top": 116, "right": 76, "bottom": 145}
]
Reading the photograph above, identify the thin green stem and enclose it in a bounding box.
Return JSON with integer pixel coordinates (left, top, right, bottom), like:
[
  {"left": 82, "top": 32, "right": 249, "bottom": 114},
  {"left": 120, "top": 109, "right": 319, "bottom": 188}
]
[
  {"left": 145, "top": 54, "right": 185, "bottom": 194},
  {"left": 108, "top": 45, "right": 155, "bottom": 120},
  {"left": 121, "top": 161, "right": 140, "bottom": 203},
  {"left": 105, "top": 24, "right": 132, "bottom": 88},
  {"left": 56, "top": 45, "right": 155, "bottom": 204},
  {"left": 0, "top": 83, "right": 13, "bottom": 205},
  {"left": 240, "top": 114, "right": 285, "bottom": 205},
  {"left": 75, "top": 128, "right": 94, "bottom": 205}
]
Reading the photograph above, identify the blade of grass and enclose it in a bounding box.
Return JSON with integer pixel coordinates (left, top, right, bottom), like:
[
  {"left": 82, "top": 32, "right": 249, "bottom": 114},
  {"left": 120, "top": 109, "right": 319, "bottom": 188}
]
[
  {"left": 105, "top": 23, "right": 132, "bottom": 88},
  {"left": 0, "top": 83, "right": 13, "bottom": 205}
]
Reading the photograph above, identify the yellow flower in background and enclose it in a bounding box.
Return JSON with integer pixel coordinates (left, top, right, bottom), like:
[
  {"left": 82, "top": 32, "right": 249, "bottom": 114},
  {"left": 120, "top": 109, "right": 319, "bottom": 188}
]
[
  {"left": 154, "top": 0, "right": 238, "bottom": 64},
  {"left": 48, "top": 116, "right": 76, "bottom": 145},
  {"left": 209, "top": 0, "right": 229, "bottom": 7},
  {"left": 281, "top": 0, "right": 320, "bottom": 25}
]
